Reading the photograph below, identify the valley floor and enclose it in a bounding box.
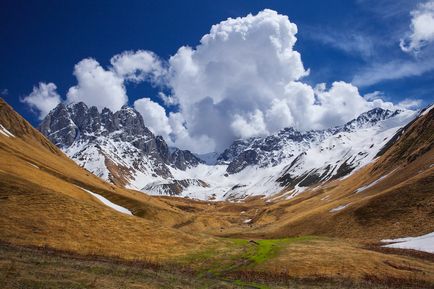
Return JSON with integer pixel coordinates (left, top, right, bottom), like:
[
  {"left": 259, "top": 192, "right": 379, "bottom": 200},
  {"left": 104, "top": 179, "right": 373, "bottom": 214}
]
[{"left": 1, "top": 238, "right": 433, "bottom": 289}]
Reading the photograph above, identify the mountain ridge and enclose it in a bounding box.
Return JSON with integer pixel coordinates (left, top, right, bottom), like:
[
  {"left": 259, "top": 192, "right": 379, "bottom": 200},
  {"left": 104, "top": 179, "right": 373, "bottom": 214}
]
[{"left": 39, "top": 102, "right": 418, "bottom": 200}]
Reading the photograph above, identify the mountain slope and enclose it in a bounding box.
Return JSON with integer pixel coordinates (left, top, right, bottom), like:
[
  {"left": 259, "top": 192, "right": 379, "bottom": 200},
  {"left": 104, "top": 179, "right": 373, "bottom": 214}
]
[
  {"left": 216, "top": 105, "right": 433, "bottom": 240},
  {"left": 0, "top": 98, "right": 216, "bottom": 259}
]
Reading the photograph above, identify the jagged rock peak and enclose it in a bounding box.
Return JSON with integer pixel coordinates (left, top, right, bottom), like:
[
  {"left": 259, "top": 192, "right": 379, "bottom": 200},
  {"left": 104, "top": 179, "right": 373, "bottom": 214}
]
[{"left": 39, "top": 102, "right": 205, "bottom": 180}]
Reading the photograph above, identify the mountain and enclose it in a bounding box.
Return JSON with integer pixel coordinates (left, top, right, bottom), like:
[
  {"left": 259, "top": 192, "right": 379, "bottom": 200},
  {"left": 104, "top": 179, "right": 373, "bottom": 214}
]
[
  {"left": 237, "top": 103, "right": 433, "bottom": 241},
  {"left": 40, "top": 102, "right": 204, "bottom": 188},
  {"left": 0, "top": 97, "right": 209, "bottom": 260},
  {"left": 40, "top": 103, "right": 418, "bottom": 200},
  {"left": 176, "top": 107, "right": 416, "bottom": 200}
]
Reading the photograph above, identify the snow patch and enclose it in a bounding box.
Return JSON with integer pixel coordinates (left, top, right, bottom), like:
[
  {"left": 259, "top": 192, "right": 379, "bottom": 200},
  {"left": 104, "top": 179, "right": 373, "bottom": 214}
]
[
  {"left": 382, "top": 232, "right": 434, "bottom": 253},
  {"left": 420, "top": 104, "right": 434, "bottom": 116},
  {"left": 330, "top": 203, "right": 350, "bottom": 212},
  {"left": 355, "top": 170, "right": 396, "bottom": 193},
  {"left": 27, "top": 162, "right": 39, "bottom": 169},
  {"left": 0, "top": 124, "right": 14, "bottom": 138},
  {"left": 79, "top": 187, "right": 132, "bottom": 215}
]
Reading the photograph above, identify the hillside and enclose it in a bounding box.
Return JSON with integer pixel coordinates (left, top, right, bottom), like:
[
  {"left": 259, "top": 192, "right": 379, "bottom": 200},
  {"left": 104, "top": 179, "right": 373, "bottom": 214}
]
[
  {"left": 201, "top": 105, "right": 434, "bottom": 241},
  {"left": 0, "top": 98, "right": 220, "bottom": 260}
]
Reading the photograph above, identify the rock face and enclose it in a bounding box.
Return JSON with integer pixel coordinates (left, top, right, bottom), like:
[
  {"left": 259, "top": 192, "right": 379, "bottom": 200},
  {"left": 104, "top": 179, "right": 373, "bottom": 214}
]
[{"left": 40, "top": 102, "right": 204, "bottom": 187}]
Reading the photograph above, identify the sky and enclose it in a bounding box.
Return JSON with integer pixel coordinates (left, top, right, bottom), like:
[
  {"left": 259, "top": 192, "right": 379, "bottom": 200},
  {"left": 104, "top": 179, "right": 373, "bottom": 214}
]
[{"left": 1, "top": 0, "right": 433, "bottom": 153}]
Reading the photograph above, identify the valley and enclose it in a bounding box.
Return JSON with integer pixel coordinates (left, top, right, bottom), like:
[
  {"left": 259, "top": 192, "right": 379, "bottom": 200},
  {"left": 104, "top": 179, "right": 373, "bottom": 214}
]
[{"left": 0, "top": 97, "right": 433, "bottom": 288}]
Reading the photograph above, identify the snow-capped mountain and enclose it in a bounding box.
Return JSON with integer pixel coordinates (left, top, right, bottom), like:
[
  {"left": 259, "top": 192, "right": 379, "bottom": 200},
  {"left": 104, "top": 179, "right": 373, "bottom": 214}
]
[
  {"left": 39, "top": 102, "right": 204, "bottom": 188},
  {"left": 169, "top": 107, "right": 417, "bottom": 200},
  {"left": 40, "top": 104, "right": 417, "bottom": 201}
]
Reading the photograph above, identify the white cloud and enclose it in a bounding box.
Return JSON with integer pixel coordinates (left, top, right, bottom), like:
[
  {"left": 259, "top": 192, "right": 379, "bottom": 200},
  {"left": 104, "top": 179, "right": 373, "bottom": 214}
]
[
  {"left": 398, "top": 98, "right": 423, "bottom": 109},
  {"left": 400, "top": 1, "right": 434, "bottom": 53},
  {"left": 160, "top": 9, "right": 397, "bottom": 152},
  {"left": 133, "top": 98, "right": 171, "bottom": 137},
  {"left": 314, "top": 81, "right": 372, "bottom": 127},
  {"left": 163, "top": 9, "right": 309, "bottom": 151},
  {"left": 110, "top": 50, "right": 166, "bottom": 83},
  {"left": 167, "top": 112, "right": 215, "bottom": 153},
  {"left": 66, "top": 58, "right": 127, "bottom": 111},
  {"left": 306, "top": 28, "right": 375, "bottom": 58},
  {"left": 364, "top": 91, "right": 385, "bottom": 101},
  {"left": 231, "top": 110, "right": 268, "bottom": 139},
  {"left": 364, "top": 92, "right": 422, "bottom": 110},
  {"left": 22, "top": 82, "right": 61, "bottom": 119},
  {"left": 352, "top": 58, "right": 434, "bottom": 86}
]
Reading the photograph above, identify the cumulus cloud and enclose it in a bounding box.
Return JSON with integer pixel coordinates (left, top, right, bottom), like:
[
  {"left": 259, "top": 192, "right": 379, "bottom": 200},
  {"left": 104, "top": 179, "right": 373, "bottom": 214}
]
[
  {"left": 21, "top": 82, "right": 61, "bottom": 119},
  {"left": 133, "top": 97, "right": 172, "bottom": 137},
  {"left": 158, "top": 9, "right": 397, "bottom": 152},
  {"left": 400, "top": 0, "right": 434, "bottom": 53},
  {"left": 66, "top": 58, "right": 128, "bottom": 111},
  {"left": 162, "top": 9, "right": 310, "bottom": 151},
  {"left": 110, "top": 50, "right": 166, "bottom": 83}
]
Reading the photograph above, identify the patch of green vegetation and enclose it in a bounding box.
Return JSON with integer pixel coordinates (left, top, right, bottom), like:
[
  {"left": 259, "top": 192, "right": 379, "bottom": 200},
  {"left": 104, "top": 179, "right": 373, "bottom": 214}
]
[
  {"left": 180, "top": 236, "right": 317, "bottom": 274},
  {"left": 245, "top": 236, "right": 315, "bottom": 265},
  {"left": 175, "top": 236, "right": 317, "bottom": 288}
]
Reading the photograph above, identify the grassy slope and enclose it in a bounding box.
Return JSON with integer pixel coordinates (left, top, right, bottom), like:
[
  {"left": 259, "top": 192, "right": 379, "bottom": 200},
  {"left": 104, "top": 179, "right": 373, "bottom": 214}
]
[
  {"left": 0, "top": 98, "right": 220, "bottom": 260},
  {"left": 188, "top": 108, "right": 434, "bottom": 241}
]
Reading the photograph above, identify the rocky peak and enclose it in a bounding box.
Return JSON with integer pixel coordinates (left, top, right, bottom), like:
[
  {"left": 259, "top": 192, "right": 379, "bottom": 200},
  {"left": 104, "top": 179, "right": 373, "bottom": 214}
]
[
  {"left": 39, "top": 103, "right": 78, "bottom": 147},
  {"left": 39, "top": 102, "right": 206, "bottom": 185},
  {"left": 340, "top": 108, "right": 400, "bottom": 132},
  {"left": 170, "top": 148, "right": 204, "bottom": 170}
]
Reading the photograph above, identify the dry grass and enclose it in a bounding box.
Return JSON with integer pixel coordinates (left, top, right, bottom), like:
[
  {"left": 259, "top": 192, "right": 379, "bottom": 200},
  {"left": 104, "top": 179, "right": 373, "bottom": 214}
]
[
  {"left": 0, "top": 242, "right": 237, "bottom": 289},
  {"left": 0, "top": 99, "right": 221, "bottom": 261},
  {"left": 1, "top": 98, "right": 434, "bottom": 288}
]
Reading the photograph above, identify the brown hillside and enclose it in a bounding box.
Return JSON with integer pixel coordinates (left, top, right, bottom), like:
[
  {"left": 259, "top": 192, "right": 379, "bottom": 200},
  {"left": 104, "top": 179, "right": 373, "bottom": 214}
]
[{"left": 0, "top": 98, "right": 219, "bottom": 260}]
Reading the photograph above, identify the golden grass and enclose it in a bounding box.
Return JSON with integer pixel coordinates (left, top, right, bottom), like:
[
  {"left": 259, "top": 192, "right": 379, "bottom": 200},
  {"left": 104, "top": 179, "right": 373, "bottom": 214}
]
[
  {"left": 0, "top": 99, "right": 221, "bottom": 261},
  {"left": 1, "top": 98, "right": 433, "bottom": 287},
  {"left": 253, "top": 238, "right": 434, "bottom": 282}
]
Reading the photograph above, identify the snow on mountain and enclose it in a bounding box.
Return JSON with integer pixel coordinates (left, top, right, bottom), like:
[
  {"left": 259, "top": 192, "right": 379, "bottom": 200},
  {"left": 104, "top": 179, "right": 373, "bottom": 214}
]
[
  {"left": 168, "top": 108, "right": 417, "bottom": 201},
  {"left": 40, "top": 102, "right": 204, "bottom": 189},
  {"left": 40, "top": 104, "right": 417, "bottom": 201}
]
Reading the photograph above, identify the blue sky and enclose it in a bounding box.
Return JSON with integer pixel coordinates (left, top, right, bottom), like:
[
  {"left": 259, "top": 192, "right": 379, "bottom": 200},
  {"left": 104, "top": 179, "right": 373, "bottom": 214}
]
[{"left": 1, "top": 0, "right": 433, "bottom": 152}]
